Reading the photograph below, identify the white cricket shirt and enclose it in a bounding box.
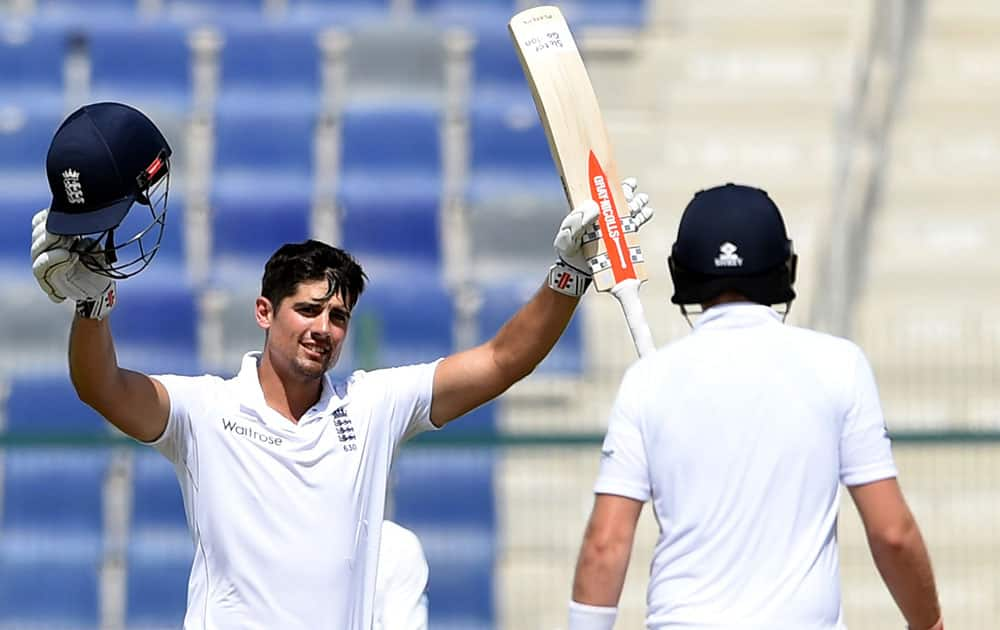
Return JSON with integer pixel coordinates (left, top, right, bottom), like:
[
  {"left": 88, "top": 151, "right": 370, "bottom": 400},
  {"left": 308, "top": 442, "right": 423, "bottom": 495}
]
[
  {"left": 595, "top": 303, "right": 897, "bottom": 629},
  {"left": 374, "top": 520, "right": 429, "bottom": 630},
  {"left": 147, "top": 352, "right": 439, "bottom": 630}
]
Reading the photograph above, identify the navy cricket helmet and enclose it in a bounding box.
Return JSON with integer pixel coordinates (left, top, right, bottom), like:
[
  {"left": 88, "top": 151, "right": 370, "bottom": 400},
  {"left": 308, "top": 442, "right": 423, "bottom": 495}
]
[
  {"left": 668, "top": 183, "right": 797, "bottom": 307},
  {"left": 45, "top": 102, "right": 172, "bottom": 279}
]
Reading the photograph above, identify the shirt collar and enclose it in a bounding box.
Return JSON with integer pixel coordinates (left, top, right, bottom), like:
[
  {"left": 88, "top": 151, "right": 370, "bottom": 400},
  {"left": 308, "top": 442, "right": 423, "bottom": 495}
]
[
  {"left": 234, "top": 352, "right": 344, "bottom": 424},
  {"left": 693, "top": 302, "right": 783, "bottom": 332}
]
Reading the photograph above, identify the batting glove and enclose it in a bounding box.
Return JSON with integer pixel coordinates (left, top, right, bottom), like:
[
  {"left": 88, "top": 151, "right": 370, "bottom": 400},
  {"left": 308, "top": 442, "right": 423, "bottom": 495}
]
[
  {"left": 548, "top": 178, "right": 655, "bottom": 297},
  {"left": 31, "top": 209, "right": 117, "bottom": 320}
]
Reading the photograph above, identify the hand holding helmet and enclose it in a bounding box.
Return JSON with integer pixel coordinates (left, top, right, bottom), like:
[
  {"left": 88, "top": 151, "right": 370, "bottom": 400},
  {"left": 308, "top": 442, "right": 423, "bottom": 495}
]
[{"left": 30, "top": 102, "right": 173, "bottom": 318}]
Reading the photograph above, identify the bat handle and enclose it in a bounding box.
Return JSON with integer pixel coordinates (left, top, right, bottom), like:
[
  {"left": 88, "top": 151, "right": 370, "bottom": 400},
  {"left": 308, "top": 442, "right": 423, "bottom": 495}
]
[{"left": 610, "top": 278, "right": 656, "bottom": 358}]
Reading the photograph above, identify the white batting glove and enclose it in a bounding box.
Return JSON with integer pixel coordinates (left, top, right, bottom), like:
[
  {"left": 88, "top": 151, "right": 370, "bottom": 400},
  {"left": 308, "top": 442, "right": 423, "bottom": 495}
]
[
  {"left": 31, "top": 209, "right": 117, "bottom": 320},
  {"left": 548, "top": 178, "right": 655, "bottom": 297},
  {"left": 622, "top": 177, "right": 654, "bottom": 229}
]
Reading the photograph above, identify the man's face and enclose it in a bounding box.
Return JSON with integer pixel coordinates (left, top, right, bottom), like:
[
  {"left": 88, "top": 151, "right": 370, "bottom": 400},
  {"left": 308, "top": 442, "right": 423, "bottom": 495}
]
[{"left": 258, "top": 279, "right": 351, "bottom": 380}]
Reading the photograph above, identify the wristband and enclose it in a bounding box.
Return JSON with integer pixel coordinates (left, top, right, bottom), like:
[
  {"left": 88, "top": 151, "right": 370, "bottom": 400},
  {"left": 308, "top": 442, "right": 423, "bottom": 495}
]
[
  {"left": 568, "top": 600, "right": 617, "bottom": 630},
  {"left": 548, "top": 261, "right": 592, "bottom": 297},
  {"left": 76, "top": 281, "right": 117, "bottom": 320}
]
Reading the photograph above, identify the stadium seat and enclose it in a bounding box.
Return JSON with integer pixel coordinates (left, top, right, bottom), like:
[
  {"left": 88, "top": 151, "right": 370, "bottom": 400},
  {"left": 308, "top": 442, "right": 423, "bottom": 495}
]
[
  {"left": 213, "top": 109, "right": 316, "bottom": 199},
  {"left": 471, "top": 25, "right": 534, "bottom": 110},
  {"left": 338, "top": 104, "right": 442, "bottom": 271},
  {"left": 0, "top": 449, "right": 103, "bottom": 627},
  {"left": 111, "top": 282, "right": 202, "bottom": 375},
  {"left": 131, "top": 452, "right": 188, "bottom": 532},
  {"left": 126, "top": 453, "right": 192, "bottom": 630},
  {"left": 350, "top": 271, "right": 453, "bottom": 369},
  {"left": 466, "top": 102, "right": 563, "bottom": 204},
  {"left": 0, "top": 560, "right": 101, "bottom": 630},
  {"left": 0, "top": 109, "right": 62, "bottom": 200},
  {"left": 0, "top": 23, "right": 67, "bottom": 112},
  {"left": 339, "top": 104, "right": 442, "bottom": 202},
  {"left": 343, "top": 24, "right": 448, "bottom": 107},
  {"left": 217, "top": 24, "right": 323, "bottom": 115},
  {"left": 551, "top": 0, "right": 649, "bottom": 28},
  {"left": 87, "top": 24, "right": 193, "bottom": 119},
  {"left": 464, "top": 104, "right": 564, "bottom": 279},
  {"left": 210, "top": 109, "right": 316, "bottom": 280},
  {"left": 34, "top": 0, "right": 147, "bottom": 26},
  {"left": 392, "top": 445, "right": 496, "bottom": 629},
  {"left": 4, "top": 373, "right": 108, "bottom": 436},
  {"left": 125, "top": 559, "right": 192, "bottom": 630},
  {"left": 164, "top": 0, "right": 265, "bottom": 26},
  {"left": 393, "top": 448, "right": 495, "bottom": 529},
  {"left": 0, "top": 449, "right": 109, "bottom": 562},
  {"left": 477, "top": 278, "right": 583, "bottom": 373},
  {"left": 210, "top": 194, "right": 311, "bottom": 282},
  {"left": 414, "top": 0, "right": 516, "bottom": 28},
  {"left": 286, "top": 0, "right": 390, "bottom": 27},
  {"left": 340, "top": 187, "right": 441, "bottom": 269},
  {"left": 0, "top": 188, "right": 53, "bottom": 280}
]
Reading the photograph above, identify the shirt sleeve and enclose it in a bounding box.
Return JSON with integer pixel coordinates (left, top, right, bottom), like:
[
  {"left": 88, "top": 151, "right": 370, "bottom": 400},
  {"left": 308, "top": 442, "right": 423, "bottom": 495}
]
[
  {"left": 593, "top": 365, "right": 651, "bottom": 502},
  {"left": 840, "top": 347, "right": 898, "bottom": 486},
  {"left": 366, "top": 360, "right": 442, "bottom": 446},
  {"left": 142, "top": 374, "right": 212, "bottom": 466}
]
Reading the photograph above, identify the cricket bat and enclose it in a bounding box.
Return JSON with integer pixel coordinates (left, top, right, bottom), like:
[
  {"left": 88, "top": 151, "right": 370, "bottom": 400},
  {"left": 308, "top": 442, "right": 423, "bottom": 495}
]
[{"left": 509, "top": 5, "right": 655, "bottom": 357}]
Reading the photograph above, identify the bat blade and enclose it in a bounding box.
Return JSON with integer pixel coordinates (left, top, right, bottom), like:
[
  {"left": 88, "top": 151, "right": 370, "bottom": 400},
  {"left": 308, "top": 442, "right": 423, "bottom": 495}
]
[{"left": 508, "top": 5, "right": 647, "bottom": 293}]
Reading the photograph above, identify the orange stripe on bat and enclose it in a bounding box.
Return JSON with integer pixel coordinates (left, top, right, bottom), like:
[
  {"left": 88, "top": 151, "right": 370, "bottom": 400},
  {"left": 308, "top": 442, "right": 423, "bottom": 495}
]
[{"left": 588, "top": 152, "right": 635, "bottom": 284}]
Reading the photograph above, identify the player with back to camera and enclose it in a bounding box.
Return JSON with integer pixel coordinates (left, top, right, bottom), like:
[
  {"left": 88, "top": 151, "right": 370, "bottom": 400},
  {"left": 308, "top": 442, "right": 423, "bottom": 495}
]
[
  {"left": 28, "top": 101, "right": 655, "bottom": 630},
  {"left": 567, "top": 184, "right": 943, "bottom": 630}
]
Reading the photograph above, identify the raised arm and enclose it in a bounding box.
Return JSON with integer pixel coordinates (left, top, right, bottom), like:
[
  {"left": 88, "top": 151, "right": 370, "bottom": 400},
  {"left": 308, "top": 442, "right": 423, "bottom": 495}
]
[
  {"left": 68, "top": 316, "right": 170, "bottom": 442},
  {"left": 32, "top": 209, "right": 169, "bottom": 442},
  {"left": 848, "top": 478, "right": 943, "bottom": 630},
  {"left": 430, "top": 180, "right": 653, "bottom": 426}
]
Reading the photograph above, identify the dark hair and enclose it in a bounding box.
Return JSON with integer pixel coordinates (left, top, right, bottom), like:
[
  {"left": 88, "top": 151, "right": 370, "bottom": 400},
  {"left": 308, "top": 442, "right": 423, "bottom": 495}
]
[{"left": 261, "top": 240, "right": 367, "bottom": 311}]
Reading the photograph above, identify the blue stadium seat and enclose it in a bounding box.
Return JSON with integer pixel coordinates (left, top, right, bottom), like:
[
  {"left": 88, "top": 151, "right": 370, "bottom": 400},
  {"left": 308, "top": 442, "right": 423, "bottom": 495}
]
[
  {"left": 0, "top": 109, "right": 62, "bottom": 199},
  {"left": 111, "top": 283, "right": 202, "bottom": 374},
  {"left": 393, "top": 448, "right": 495, "bottom": 528},
  {"left": 340, "top": 189, "right": 441, "bottom": 269},
  {"left": 126, "top": 560, "right": 192, "bottom": 630},
  {"left": 552, "top": 0, "right": 649, "bottom": 28},
  {"left": 217, "top": 24, "right": 323, "bottom": 115},
  {"left": 210, "top": 194, "right": 311, "bottom": 282},
  {"left": 392, "top": 445, "right": 496, "bottom": 629},
  {"left": 131, "top": 452, "right": 187, "bottom": 532},
  {"left": 339, "top": 104, "right": 442, "bottom": 203},
  {"left": 164, "top": 0, "right": 265, "bottom": 26},
  {"left": 87, "top": 24, "right": 192, "bottom": 118},
  {"left": 126, "top": 453, "right": 192, "bottom": 630},
  {"left": 211, "top": 109, "right": 316, "bottom": 280},
  {"left": 1, "top": 449, "right": 109, "bottom": 563},
  {"left": 286, "top": 0, "right": 390, "bottom": 26},
  {"left": 422, "top": 543, "right": 493, "bottom": 630},
  {"left": 478, "top": 278, "right": 583, "bottom": 373},
  {"left": 0, "top": 560, "right": 101, "bottom": 630},
  {"left": 471, "top": 26, "right": 534, "bottom": 110},
  {"left": 0, "top": 188, "right": 52, "bottom": 280},
  {"left": 466, "top": 102, "right": 563, "bottom": 205},
  {"left": 0, "top": 23, "right": 67, "bottom": 112},
  {"left": 414, "top": 0, "right": 516, "bottom": 28},
  {"left": 350, "top": 271, "right": 453, "bottom": 369},
  {"left": 213, "top": 109, "right": 316, "bottom": 199},
  {"left": 0, "top": 450, "right": 104, "bottom": 627},
  {"left": 4, "top": 373, "right": 108, "bottom": 436},
  {"left": 34, "top": 0, "right": 146, "bottom": 26}
]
